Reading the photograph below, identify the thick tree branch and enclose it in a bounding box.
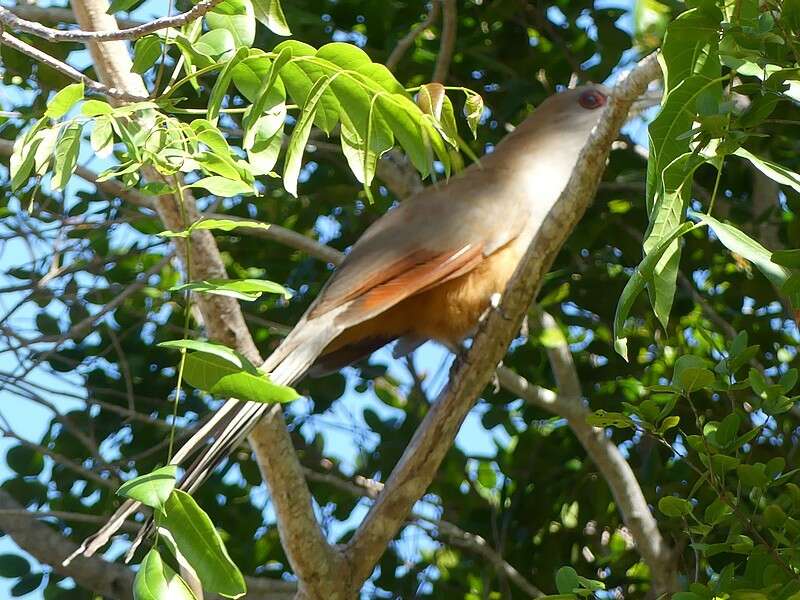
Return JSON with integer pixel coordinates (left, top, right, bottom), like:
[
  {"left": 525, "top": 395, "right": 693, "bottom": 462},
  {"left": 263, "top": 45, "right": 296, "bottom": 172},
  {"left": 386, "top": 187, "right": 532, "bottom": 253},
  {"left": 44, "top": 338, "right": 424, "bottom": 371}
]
[
  {"left": 0, "top": 489, "right": 134, "bottom": 600},
  {"left": 343, "top": 51, "right": 662, "bottom": 587},
  {"left": 69, "top": 3, "right": 346, "bottom": 598},
  {"left": 496, "top": 310, "right": 678, "bottom": 596},
  {"left": 0, "top": 0, "right": 222, "bottom": 43}
]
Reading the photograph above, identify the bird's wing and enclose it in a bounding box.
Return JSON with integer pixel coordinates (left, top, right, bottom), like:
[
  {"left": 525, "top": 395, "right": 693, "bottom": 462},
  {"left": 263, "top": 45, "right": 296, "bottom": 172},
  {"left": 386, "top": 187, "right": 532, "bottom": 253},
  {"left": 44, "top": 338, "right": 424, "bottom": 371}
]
[{"left": 308, "top": 167, "right": 527, "bottom": 325}]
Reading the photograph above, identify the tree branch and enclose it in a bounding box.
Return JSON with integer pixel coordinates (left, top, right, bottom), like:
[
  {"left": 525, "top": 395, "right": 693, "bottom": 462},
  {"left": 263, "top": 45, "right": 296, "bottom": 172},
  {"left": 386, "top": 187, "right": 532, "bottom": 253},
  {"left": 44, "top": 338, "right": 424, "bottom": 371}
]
[
  {"left": 69, "top": 3, "right": 345, "bottom": 598},
  {"left": 0, "top": 0, "right": 223, "bottom": 43},
  {"left": 343, "top": 51, "right": 662, "bottom": 587},
  {"left": 432, "top": 0, "right": 457, "bottom": 83},
  {"left": 0, "top": 490, "right": 297, "bottom": 600},
  {"left": 0, "top": 31, "right": 147, "bottom": 101},
  {"left": 496, "top": 310, "right": 678, "bottom": 595},
  {"left": 303, "top": 468, "right": 544, "bottom": 598},
  {"left": 386, "top": 1, "right": 441, "bottom": 72}
]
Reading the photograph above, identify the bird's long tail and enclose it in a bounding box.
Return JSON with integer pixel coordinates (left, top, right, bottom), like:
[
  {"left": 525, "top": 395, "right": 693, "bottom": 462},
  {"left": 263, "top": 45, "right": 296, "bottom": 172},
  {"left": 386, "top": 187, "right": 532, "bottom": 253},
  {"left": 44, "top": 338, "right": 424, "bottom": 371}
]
[{"left": 65, "top": 314, "right": 342, "bottom": 565}]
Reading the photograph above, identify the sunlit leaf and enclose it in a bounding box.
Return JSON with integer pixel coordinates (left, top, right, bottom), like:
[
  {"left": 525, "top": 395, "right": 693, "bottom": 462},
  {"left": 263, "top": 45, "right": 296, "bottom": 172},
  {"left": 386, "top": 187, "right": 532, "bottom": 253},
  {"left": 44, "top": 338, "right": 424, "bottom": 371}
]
[
  {"left": 207, "top": 0, "right": 256, "bottom": 49},
  {"left": 51, "top": 123, "right": 82, "bottom": 191},
  {"left": 614, "top": 222, "right": 697, "bottom": 359},
  {"left": 117, "top": 465, "right": 177, "bottom": 515},
  {"left": 283, "top": 74, "right": 333, "bottom": 196},
  {"left": 170, "top": 278, "right": 291, "bottom": 301},
  {"left": 161, "top": 491, "right": 246, "bottom": 598},
  {"left": 188, "top": 176, "right": 254, "bottom": 197},
  {"left": 183, "top": 352, "right": 298, "bottom": 404},
  {"left": 252, "top": 0, "right": 291, "bottom": 36},
  {"left": 132, "top": 35, "right": 163, "bottom": 74},
  {"left": 208, "top": 47, "right": 249, "bottom": 125},
  {"left": 733, "top": 147, "right": 800, "bottom": 194},
  {"left": 159, "top": 217, "right": 270, "bottom": 237},
  {"left": 133, "top": 549, "right": 195, "bottom": 600},
  {"left": 689, "top": 211, "right": 789, "bottom": 289},
  {"left": 45, "top": 82, "right": 84, "bottom": 119}
]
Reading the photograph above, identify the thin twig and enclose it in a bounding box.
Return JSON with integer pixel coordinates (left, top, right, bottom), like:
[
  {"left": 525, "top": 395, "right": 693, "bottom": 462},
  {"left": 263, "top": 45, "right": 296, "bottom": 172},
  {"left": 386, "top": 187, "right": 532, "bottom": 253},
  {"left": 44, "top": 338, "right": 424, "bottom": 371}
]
[
  {"left": 386, "top": 1, "right": 441, "bottom": 72},
  {"left": 432, "top": 0, "right": 457, "bottom": 83},
  {"left": 0, "top": 0, "right": 223, "bottom": 43},
  {"left": 0, "top": 31, "right": 147, "bottom": 101}
]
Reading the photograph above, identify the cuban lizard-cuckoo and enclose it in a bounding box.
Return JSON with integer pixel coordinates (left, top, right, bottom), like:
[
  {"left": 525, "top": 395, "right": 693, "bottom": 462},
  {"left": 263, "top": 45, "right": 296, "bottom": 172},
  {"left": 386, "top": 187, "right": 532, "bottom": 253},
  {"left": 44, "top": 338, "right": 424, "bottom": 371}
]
[{"left": 70, "top": 84, "right": 610, "bottom": 560}]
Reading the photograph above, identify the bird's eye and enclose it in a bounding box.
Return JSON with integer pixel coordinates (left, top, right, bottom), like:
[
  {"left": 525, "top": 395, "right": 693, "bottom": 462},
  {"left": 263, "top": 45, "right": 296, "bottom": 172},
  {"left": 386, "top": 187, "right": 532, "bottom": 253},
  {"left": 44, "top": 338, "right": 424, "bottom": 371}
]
[{"left": 579, "top": 90, "right": 607, "bottom": 110}]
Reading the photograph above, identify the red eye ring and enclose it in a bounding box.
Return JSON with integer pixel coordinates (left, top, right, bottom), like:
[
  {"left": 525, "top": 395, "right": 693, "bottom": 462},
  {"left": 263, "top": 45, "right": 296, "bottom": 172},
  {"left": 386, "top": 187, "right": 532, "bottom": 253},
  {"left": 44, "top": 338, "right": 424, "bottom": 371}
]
[{"left": 579, "top": 90, "right": 607, "bottom": 110}]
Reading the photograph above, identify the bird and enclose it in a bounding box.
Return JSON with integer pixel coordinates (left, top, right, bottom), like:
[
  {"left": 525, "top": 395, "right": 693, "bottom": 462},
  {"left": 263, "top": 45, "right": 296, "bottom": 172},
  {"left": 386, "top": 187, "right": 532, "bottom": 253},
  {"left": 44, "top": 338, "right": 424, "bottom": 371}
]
[{"left": 68, "top": 83, "right": 611, "bottom": 561}]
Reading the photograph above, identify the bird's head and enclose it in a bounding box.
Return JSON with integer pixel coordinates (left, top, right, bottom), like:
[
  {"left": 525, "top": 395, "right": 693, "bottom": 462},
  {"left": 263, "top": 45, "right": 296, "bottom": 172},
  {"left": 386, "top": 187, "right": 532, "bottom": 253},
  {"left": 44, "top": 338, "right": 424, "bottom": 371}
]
[{"left": 534, "top": 84, "right": 612, "bottom": 135}]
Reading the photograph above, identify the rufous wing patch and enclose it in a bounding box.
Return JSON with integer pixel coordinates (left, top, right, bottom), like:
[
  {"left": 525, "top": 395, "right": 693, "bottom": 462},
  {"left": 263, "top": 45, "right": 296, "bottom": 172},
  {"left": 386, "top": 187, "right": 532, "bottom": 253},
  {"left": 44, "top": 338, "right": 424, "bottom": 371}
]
[{"left": 309, "top": 243, "right": 484, "bottom": 320}]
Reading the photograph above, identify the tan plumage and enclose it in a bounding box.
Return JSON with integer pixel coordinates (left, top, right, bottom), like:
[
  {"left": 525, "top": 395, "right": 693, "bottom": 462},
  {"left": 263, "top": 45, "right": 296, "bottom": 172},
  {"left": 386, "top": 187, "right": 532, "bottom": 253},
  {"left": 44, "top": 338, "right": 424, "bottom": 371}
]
[{"left": 68, "top": 84, "right": 610, "bottom": 562}]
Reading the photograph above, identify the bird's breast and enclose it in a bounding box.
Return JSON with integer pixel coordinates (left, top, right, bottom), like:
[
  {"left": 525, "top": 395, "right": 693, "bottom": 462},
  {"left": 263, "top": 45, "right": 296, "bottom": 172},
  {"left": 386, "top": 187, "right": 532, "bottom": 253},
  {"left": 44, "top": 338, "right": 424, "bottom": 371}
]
[{"left": 397, "top": 237, "right": 525, "bottom": 346}]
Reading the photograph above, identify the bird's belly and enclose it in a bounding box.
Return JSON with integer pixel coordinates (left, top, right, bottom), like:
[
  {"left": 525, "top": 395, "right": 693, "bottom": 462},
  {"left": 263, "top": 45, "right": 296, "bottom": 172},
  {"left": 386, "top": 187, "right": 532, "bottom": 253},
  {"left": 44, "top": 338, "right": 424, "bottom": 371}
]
[
  {"left": 317, "top": 239, "right": 523, "bottom": 365},
  {"left": 397, "top": 239, "right": 524, "bottom": 346}
]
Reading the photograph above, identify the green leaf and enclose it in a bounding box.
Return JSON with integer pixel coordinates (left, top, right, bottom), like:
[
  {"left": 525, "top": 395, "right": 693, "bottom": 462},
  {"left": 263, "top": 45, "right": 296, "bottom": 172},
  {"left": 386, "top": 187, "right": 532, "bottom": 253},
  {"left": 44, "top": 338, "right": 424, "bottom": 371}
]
[
  {"left": 647, "top": 74, "right": 724, "bottom": 208},
  {"left": 659, "top": 6, "right": 722, "bottom": 93},
  {"left": 190, "top": 119, "right": 232, "bottom": 156},
  {"left": 207, "top": 0, "right": 256, "bottom": 49},
  {"left": 161, "top": 491, "right": 246, "bottom": 598},
  {"left": 658, "top": 496, "right": 693, "bottom": 517},
  {"left": 316, "top": 42, "right": 406, "bottom": 95},
  {"left": 555, "top": 566, "right": 579, "bottom": 594},
  {"left": 207, "top": 47, "right": 249, "bottom": 125},
  {"left": 90, "top": 116, "right": 114, "bottom": 158},
  {"left": 672, "top": 355, "right": 715, "bottom": 393},
  {"left": 183, "top": 352, "right": 299, "bottom": 404},
  {"left": 689, "top": 211, "right": 789, "bottom": 289},
  {"left": 6, "top": 446, "right": 44, "bottom": 477},
  {"left": 242, "top": 47, "right": 291, "bottom": 149},
  {"left": 772, "top": 249, "right": 800, "bottom": 268},
  {"left": 715, "top": 413, "right": 740, "bottom": 448},
  {"left": 586, "top": 410, "right": 636, "bottom": 429},
  {"left": 0, "top": 554, "right": 29, "bottom": 578},
  {"left": 107, "top": 0, "right": 139, "bottom": 13},
  {"left": 81, "top": 99, "right": 113, "bottom": 116},
  {"left": 132, "top": 35, "right": 162, "bottom": 74},
  {"left": 283, "top": 74, "right": 334, "bottom": 196},
  {"left": 377, "top": 94, "right": 435, "bottom": 177},
  {"left": 272, "top": 40, "right": 341, "bottom": 133},
  {"left": 158, "top": 339, "right": 248, "bottom": 368},
  {"left": 170, "top": 278, "right": 291, "bottom": 301},
  {"left": 614, "top": 222, "right": 696, "bottom": 359},
  {"left": 733, "top": 147, "right": 800, "bottom": 194},
  {"left": 10, "top": 572, "right": 44, "bottom": 597},
  {"left": 464, "top": 93, "right": 484, "bottom": 139},
  {"left": 252, "top": 0, "right": 291, "bottom": 36},
  {"left": 196, "top": 151, "right": 244, "bottom": 180},
  {"left": 133, "top": 549, "right": 195, "bottom": 600},
  {"left": 643, "top": 152, "right": 707, "bottom": 328},
  {"left": 10, "top": 131, "right": 40, "bottom": 191},
  {"left": 194, "top": 29, "right": 236, "bottom": 60},
  {"left": 248, "top": 127, "right": 282, "bottom": 175},
  {"left": 188, "top": 176, "right": 255, "bottom": 197},
  {"left": 117, "top": 465, "right": 178, "bottom": 515},
  {"left": 51, "top": 122, "right": 83, "bottom": 191},
  {"left": 476, "top": 461, "right": 496, "bottom": 489},
  {"left": 737, "top": 463, "right": 769, "bottom": 488},
  {"left": 45, "top": 82, "right": 84, "bottom": 119},
  {"left": 160, "top": 217, "right": 270, "bottom": 238}
]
